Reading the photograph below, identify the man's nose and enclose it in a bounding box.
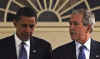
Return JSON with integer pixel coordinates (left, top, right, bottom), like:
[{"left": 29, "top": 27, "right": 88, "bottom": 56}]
[{"left": 25, "top": 26, "right": 32, "bottom": 32}]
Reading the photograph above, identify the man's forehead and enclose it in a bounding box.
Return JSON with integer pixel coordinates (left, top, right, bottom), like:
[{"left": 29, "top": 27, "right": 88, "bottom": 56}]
[{"left": 71, "top": 13, "right": 83, "bottom": 21}]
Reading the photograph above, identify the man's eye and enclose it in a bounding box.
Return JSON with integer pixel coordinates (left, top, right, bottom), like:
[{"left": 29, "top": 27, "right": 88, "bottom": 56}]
[
  {"left": 69, "top": 22, "right": 72, "bottom": 25},
  {"left": 29, "top": 24, "right": 34, "bottom": 28},
  {"left": 21, "top": 24, "right": 35, "bottom": 28}
]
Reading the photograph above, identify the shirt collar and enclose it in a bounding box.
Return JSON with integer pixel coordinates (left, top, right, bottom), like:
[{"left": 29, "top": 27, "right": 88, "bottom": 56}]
[
  {"left": 14, "top": 34, "right": 30, "bottom": 47},
  {"left": 75, "top": 38, "right": 91, "bottom": 51},
  {"left": 84, "top": 38, "right": 91, "bottom": 51}
]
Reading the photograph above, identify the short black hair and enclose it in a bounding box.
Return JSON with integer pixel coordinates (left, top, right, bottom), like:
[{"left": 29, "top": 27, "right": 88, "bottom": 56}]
[{"left": 15, "top": 7, "right": 37, "bottom": 21}]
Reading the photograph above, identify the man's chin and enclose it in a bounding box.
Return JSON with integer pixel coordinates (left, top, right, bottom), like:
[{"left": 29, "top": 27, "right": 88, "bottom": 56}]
[
  {"left": 22, "top": 37, "right": 30, "bottom": 41},
  {"left": 71, "top": 37, "right": 78, "bottom": 41},
  {"left": 23, "top": 39, "right": 29, "bottom": 41}
]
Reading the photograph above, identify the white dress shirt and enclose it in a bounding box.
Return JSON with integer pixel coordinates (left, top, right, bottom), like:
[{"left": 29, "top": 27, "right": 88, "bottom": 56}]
[
  {"left": 75, "top": 38, "right": 91, "bottom": 59},
  {"left": 15, "top": 34, "right": 30, "bottom": 59}
]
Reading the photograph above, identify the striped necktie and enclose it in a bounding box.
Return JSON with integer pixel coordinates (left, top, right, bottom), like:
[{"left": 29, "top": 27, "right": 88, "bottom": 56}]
[
  {"left": 18, "top": 42, "right": 27, "bottom": 59},
  {"left": 78, "top": 45, "right": 86, "bottom": 59}
]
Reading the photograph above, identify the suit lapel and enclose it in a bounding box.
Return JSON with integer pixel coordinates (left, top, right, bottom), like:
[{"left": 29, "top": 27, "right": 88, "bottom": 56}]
[
  {"left": 8, "top": 35, "right": 17, "bottom": 59},
  {"left": 66, "top": 41, "right": 77, "bottom": 59},
  {"left": 90, "top": 39, "right": 96, "bottom": 59},
  {"left": 29, "top": 37, "right": 38, "bottom": 59},
  {"left": 72, "top": 41, "right": 77, "bottom": 59}
]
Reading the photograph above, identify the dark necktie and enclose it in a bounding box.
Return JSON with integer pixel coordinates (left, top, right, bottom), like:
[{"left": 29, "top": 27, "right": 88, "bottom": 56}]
[
  {"left": 78, "top": 45, "right": 86, "bottom": 59},
  {"left": 19, "top": 42, "right": 27, "bottom": 59}
]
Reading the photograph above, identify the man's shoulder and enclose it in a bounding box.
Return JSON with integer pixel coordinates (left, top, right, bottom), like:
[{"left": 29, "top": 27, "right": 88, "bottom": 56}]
[
  {"left": 0, "top": 35, "right": 14, "bottom": 47},
  {"left": 0, "top": 35, "right": 14, "bottom": 41},
  {"left": 52, "top": 41, "right": 75, "bottom": 57},
  {"left": 53, "top": 41, "right": 75, "bottom": 52},
  {"left": 31, "top": 36, "right": 48, "bottom": 42},
  {"left": 31, "top": 36, "right": 51, "bottom": 46},
  {"left": 92, "top": 39, "right": 100, "bottom": 45},
  {"left": 93, "top": 40, "right": 100, "bottom": 47}
]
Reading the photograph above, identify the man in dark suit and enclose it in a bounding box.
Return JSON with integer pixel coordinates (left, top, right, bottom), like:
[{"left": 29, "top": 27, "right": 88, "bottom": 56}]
[
  {"left": 52, "top": 9, "right": 100, "bottom": 59},
  {"left": 0, "top": 7, "right": 52, "bottom": 59}
]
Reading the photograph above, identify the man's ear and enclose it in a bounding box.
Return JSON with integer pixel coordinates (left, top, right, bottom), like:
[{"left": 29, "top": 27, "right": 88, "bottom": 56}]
[
  {"left": 13, "top": 19, "right": 17, "bottom": 26},
  {"left": 87, "top": 24, "right": 91, "bottom": 33}
]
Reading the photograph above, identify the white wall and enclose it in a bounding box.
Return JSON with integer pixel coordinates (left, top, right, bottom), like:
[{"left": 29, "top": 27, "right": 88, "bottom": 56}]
[{"left": 0, "top": 26, "right": 100, "bottom": 49}]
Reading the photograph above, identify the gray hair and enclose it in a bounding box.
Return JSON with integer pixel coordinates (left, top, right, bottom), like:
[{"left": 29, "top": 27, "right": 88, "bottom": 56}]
[{"left": 72, "top": 9, "right": 95, "bottom": 33}]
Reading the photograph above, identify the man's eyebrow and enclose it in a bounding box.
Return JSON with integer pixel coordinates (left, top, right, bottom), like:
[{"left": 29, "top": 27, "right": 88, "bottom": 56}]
[{"left": 68, "top": 20, "right": 71, "bottom": 22}]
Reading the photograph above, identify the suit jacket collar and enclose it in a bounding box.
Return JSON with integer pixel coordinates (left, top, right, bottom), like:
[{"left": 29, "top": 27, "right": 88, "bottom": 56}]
[
  {"left": 73, "top": 39, "right": 97, "bottom": 59},
  {"left": 29, "top": 37, "right": 40, "bottom": 59},
  {"left": 90, "top": 39, "right": 96, "bottom": 59},
  {"left": 8, "top": 35, "right": 17, "bottom": 59},
  {"left": 10, "top": 35, "right": 37, "bottom": 59},
  {"left": 71, "top": 41, "right": 77, "bottom": 59}
]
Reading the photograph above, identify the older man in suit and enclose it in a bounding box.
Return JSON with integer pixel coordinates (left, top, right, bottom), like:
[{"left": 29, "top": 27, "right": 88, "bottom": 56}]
[
  {"left": 52, "top": 9, "right": 100, "bottom": 59},
  {"left": 0, "top": 7, "right": 52, "bottom": 59}
]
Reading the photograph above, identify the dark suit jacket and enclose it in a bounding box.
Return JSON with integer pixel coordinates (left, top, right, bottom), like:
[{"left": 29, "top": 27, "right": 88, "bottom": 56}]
[
  {"left": 0, "top": 35, "right": 52, "bottom": 59},
  {"left": 52, "top": 39, "right": 100, "bottom": 59}
]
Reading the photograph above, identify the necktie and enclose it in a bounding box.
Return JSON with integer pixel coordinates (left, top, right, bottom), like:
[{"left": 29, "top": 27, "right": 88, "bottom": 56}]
[
  {"left": 78, "top": 45, "right": 86, "bottom": 59},
  {"left": 18, "top": 42, "right": 27, "bottom": 59}
]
